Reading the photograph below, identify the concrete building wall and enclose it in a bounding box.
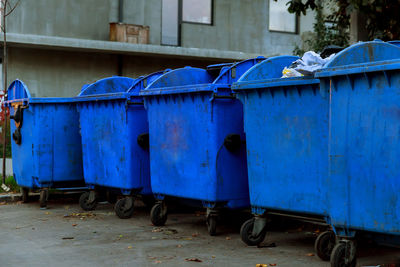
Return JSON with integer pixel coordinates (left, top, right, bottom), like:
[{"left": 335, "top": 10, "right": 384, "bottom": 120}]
[
  {"left": 7, "top": 0, "right": 314, "bottom": 55},
  {"left": 121, "top": 55, "right": 216, "bottom": 78},
  {"left": 5, "top": 0, "right": 315, "bottom": 97},
  {"left": 8, "top": 47, "right": 218, "bottom": 97},
  {"left": 8, "top": 48, "right": 118, "bottom": 97},
  {"left": 7, "top": 0, "right": 111, "bottom": 40},
  {"left": 181, "top": 0, "right": 314, "bottom": 55},
  {"left": 122, "top": 0, "right": 162, "bottom": 45}
]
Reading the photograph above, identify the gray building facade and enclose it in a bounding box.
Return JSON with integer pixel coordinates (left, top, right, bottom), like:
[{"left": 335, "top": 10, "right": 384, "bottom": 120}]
[{"left": 3, "top": 0, "right": 314, "bottom": 97}]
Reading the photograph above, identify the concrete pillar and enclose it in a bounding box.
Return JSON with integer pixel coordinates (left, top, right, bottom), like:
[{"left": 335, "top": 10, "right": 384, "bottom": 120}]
[
  {"left": 349, "top": 11, "right": 369, "bottom": 44},
  {"left": 109, "top": 0, "right": 119, "bottom": 23}
]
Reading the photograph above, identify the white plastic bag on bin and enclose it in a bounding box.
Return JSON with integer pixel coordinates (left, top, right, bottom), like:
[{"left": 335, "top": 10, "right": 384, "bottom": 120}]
[{"left": 282, "top": 51, "right": 335, "bottom": 77}]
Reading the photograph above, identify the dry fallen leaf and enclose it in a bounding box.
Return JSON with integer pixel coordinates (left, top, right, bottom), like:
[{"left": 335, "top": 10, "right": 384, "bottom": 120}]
[
  {"left": 72, "top": 224, "right": 77, "bottom": 227},
  {"left": 185, "top": 258, "right": 202, "bottom": 262},
  {"left": 176, "top": 244, "right": 182, "bottom": 248},
  {"left": 192, "top": 233, "right": 199, "bottom": 237},
  {"left": 226, "top": 237, "right": 231, "bottom": 240},
  {"left": 154, "top": 260, "right": 162, "bottom": 264},
  {"left": 152, "top": 228, "right": 162, "bottom": 233},
  {"left": 256, "top": 264, "right": 268, "bottom": 267},
  {"left": 306, "top": 253, "right": 315, "bottom": 257},
  {"left": 211, "top": 255, "right": 216, "bottom": 259},
  {"left": 270, "top": 264, "right": 277, "bottom": 266},
  {"left": 127, "top": 246, "right": 133, "bottom": 249}
]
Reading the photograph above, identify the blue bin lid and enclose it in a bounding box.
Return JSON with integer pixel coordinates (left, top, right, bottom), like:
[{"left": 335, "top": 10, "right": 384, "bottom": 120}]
[
  {"left": 128, "top": 70, "right": 169, "bottom": 95},
  {"left": 231, "top": 55, "right": 305, "bottom": 91},
  {"left": 388, "top": 40, "right": 400, "bottom": 47},
  {"left": 5, "top": 79, "right": 77, "bottom": 106},
  {"left": 140, "top": 57, "right": 265, "bottom": 96},
  {"left": 316, "top": 40, "right": 400, "bottom": 78},
  {"left": 79, "top": 76, "right": 136, "bottom": 96}
]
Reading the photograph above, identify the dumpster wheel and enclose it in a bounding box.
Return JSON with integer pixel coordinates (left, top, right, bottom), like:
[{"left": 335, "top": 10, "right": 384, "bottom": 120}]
[
  {"left": 21, "top": 187, "right": 29, "bottom": 203},
  {"left": 315, "top": 230, "right": 336, "bottom": 261},
  {"left": 39, "top": 189, "right": 48, "bottom": 209},
  {"left": 150, "top": 202, "right": 168, "bottom": 226},
  {"left": 206, "top": 215, "right": 217, "bottom": 236},
  {"left": 330, "top": 242, "right": 357, "bottom": 267},
  {"left": 79, "top": 191, "right": 98, "bottom": 211},
  {"left": 240, "top": 218, "right": 267, "bottom": 246},
  {"left": 114, "top": 197, "right": 135, "bottom": 219}
]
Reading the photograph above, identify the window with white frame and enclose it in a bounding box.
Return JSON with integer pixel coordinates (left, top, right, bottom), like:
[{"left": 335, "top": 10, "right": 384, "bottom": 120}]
[
  {"left": 161, "top": 0, "right": 213, "bottom": 46},
  {"left": 269, "top": 0, "right": 297, "bottom": 33},
  {"left": 182, "top": 0, "right": 212, "bottom": 24}
]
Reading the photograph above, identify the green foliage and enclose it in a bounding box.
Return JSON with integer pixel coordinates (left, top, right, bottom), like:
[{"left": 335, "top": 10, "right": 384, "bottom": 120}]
[
  {"left": 288, "top": 0, "right": 350, "bottom": 56},
  {"left": 286, "top": 0, "right": 400, "bottom": 42},
  {"left": 0, "top": 176, "right": 19, "bottom": 193},
  {"left": 349, "top": 0, "right": 400, "bottom": 40},
  {"left": 290, "top": 0, "right": 349, "bottom": 55}
]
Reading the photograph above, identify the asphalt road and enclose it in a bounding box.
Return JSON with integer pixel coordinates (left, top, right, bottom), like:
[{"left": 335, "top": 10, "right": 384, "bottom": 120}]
[{"left": 0, "top": 196, "right": 399, "bottom": 267}]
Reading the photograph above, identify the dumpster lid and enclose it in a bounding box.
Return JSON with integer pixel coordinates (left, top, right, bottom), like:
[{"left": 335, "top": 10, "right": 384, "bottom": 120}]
[
  {"left": 6, "top": 79, "right": 30, "bottom": 102},
  {"left": 316, "top": 41, "right": 400, "bottom": 78},
  {"left": 128, "top": 70, "right": 169, "bottom": 95},
  {"left": 212, "top": 57, "right": 266, "bottom": 87},
  {"left": 206, "top": 62, "right": 234, "bottom": 77},
  {"left": 140, "top": 67, "right": 215, "bottom": 96},
  {"left": 231, "top": 56, "right": 301, "bottom": 91},
  {"left": 5, "top": 79, "right": 77, "bottom": 105},
  {"left": 388, "top": 40, "right": 400, "bottom": 47},
  {"left": 140, "top": 57, "right": 266, "bottom": 96},
  {"left": 79, "top": 76, "right": 136, "bottom": 97}
]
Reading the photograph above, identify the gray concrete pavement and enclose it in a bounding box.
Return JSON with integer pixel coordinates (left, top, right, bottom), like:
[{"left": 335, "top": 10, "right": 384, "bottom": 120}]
[{"left": 0, "top": 198, "right": 399, "bottom": 267}]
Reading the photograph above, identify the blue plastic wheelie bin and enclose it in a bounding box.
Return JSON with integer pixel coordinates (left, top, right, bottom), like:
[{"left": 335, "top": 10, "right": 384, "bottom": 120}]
[
  {"left": 76, "top": 75, "right": 159, "bottom": 218},
  {"left": 140, "top": 58, "right": 264, "bottom": 235},
  {"left": 232, "top": 55, "right": 338, "bottom": 261},
  {"left": 4, "top": 80, "right": 84, "bottom": 208},
  {"left": 315, "top": 41, "right": 400, "bottom": 266}
]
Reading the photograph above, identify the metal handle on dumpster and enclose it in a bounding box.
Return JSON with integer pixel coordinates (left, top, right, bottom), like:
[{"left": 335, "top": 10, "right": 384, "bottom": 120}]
[
  {"left": 137, "top": 133, "right": 149, "bottom": 149},
  {"left": 224, "top": 134, "right": 243, "bottom": 152},
  {"left": 9, "top": 104, "right": 26, "bottom": 146},
  {"left": 10, "top": 105, "right": 23, "bottom": 127},
  {"left": 12, "top": 128, "right": 22, "bottom": 145}
]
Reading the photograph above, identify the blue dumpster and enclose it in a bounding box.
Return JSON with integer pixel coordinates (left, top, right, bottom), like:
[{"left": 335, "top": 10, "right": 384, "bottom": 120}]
[
  {"left": 316, "top": 41, "right": 400, "bottom": 266},
  {"left": 389, "top": 40, "right": 400, "bottom": 47},
  {"left": 232, "top": 55, "right": 337, "bottom": 261},
  {"left": 140, "top": 58, "right": 264, "bottom": 235},
  {"left": 5, "top": 80, "right": 84, "bottom": 208},
  {"left": 76, "top": 75, "right": 161, "bottom": 218}
]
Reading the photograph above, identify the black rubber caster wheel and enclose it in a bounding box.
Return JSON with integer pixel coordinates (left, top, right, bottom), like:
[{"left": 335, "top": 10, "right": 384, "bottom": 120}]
[
  {"left": 79, "top": 191, "right": 98, "bottom": 211},
  {"left": 330, "top": 243, "right": 357, "bottom": 267},
  {"left": 315, "top": 230, "right": 336, "bottom": 261},
  {"left": 207, "top": 215, "right": 217, "bottom": 236},
  {"left": 150, "top": 202, "right": 167, "bottom": 226},
  {"left": 39, "top": 189, "right": 48, "bottom": 208},
  {"left": 240, "top": 218, "right": 267, "bottom": 246},
  {"left": 114, "top": 197, "right": 134, "bottom": 219},
  {"left": 21, "top": 187, "right": 29, "bottom": 203}
]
